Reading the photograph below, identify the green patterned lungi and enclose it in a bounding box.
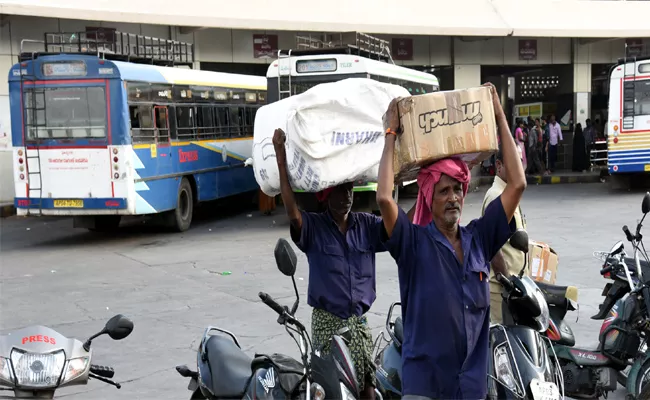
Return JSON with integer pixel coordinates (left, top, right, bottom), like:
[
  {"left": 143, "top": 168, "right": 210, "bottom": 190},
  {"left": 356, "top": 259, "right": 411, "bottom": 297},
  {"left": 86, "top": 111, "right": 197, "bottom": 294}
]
[{"left": 311, "top": 308, "right": 376, "bottom": 391}]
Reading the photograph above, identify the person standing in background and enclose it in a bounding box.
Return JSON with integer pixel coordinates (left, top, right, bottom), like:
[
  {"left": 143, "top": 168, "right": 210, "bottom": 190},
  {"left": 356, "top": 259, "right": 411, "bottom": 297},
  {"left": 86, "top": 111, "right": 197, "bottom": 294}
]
[{"left": 546, "top": 114, "right": 563, "bottom": 174}]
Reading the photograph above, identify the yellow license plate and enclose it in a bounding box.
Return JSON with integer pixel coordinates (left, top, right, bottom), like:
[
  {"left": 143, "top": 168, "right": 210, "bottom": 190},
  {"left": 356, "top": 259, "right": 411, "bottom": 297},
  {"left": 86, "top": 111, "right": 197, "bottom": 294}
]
[
  {"left": 53, "top": 199, "right": 84, "bottom": 208},
  {"left": 645, "top": 164, "right": 650, "bottom": 172}
]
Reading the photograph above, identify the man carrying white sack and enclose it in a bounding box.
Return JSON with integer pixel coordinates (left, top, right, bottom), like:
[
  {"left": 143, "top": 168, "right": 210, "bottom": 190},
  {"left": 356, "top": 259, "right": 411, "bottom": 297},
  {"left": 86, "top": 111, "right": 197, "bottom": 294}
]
[
  {"left": 376, "top": 83, "right": 526, "bottom": 399},
  {"left": 272, "top": 127, "right": 415, "bottom": 400}
]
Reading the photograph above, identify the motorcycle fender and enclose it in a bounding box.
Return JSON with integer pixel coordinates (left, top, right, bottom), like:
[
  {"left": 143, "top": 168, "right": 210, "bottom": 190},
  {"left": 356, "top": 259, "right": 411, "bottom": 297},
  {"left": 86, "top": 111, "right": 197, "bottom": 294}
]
[{"left": 626, "top": 353, "right": 650, "bottom": 392}]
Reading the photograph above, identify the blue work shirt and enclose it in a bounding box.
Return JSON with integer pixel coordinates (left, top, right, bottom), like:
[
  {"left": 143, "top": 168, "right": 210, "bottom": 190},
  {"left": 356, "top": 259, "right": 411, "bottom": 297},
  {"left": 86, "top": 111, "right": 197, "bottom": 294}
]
[
  {"left": 382, "top": 195, "right": 516, "bottom": 399},
  {"left": 291, "top": 210, "right": 386, "bottom": 319}
]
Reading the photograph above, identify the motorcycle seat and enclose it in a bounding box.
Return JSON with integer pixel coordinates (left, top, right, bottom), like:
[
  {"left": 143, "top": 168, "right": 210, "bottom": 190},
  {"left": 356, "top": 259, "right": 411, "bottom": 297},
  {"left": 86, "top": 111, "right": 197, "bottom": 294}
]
[
  {"left": 394, "top": 317, "right": 404, "bottom": 347},
  {"left": 535, "top": 281, "right": 572, "bottom": 307},
  {"left": 203, "top": 334, "right": 252, "bottom": 398}
]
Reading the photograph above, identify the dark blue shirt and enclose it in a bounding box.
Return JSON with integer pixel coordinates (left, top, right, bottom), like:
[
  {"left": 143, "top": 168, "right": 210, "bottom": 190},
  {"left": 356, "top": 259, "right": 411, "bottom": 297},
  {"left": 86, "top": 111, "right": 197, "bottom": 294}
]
[
  {"left": 291, "top": 211, "right": 386, "bottom": 319},
  {"left": 382, "top": 195, "right": 516, "bottom": 399}
]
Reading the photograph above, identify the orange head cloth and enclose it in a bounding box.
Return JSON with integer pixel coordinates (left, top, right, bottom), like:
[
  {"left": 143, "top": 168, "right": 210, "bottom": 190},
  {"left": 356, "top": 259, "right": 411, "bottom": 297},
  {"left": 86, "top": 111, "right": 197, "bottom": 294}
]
[
  {"left": 413, "top": 158, "right": 471, "bottom": 227},
  {"left": 316, "top": 187, "right": 334, "bottom": 203}
]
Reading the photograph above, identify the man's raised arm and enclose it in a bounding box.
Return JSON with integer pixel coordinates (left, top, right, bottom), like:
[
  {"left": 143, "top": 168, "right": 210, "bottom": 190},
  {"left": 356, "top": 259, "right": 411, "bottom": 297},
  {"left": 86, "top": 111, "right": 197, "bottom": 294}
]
[
  {"left": 376, "top": 99, "right": 401, "bottom": 237},
  {"left": 273, "top": 128, "right": 302, "bottom": 230},
  {"left": 484, "top": 84, "right": 526, "bottom": 221}
]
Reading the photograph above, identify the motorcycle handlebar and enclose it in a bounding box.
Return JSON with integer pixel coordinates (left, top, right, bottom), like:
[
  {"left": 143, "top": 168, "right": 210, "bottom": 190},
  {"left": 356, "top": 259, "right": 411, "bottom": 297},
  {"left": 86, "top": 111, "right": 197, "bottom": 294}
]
[
  {"left": 258, "top": 292, "right": 286, "bottom": 316},
  {"left": 623, "top": 225, "right": 635, "bottom": 242},
  {"left": 600, "top": 265, "right": 614, "bottom": 275},
  {"left": 90, "top": 365, "right": 115, "bottom": 379},
  {"left": 496, "top": 273, "right": 514, "bottom": 292}
]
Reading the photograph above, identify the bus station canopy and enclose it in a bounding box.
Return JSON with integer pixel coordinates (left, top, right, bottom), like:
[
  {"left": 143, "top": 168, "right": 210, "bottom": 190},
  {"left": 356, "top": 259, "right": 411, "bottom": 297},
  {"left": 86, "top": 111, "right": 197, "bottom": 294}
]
[{"left": 1, "top": 0, "right": 649, "bottom": 38}]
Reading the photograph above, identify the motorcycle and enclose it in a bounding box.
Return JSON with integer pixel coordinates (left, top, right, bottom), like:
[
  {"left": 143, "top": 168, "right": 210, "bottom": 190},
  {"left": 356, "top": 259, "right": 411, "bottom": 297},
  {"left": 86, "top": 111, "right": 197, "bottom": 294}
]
[
  {"left": 0, "top": 314, "right": 134, "bottom": 399},
  {"left": 540, "top": 192, "right": 650, "bottom": 399},
  {"left": 373, "top": 230, "right": 562, "bottom": 400},
  {"left": 176, "top": 237, "right": 369, "bottom": 400}
]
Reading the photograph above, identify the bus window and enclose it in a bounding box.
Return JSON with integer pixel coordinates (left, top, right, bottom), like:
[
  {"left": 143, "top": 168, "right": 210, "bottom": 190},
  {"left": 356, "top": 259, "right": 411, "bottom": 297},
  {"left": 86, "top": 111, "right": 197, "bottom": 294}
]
[
  {"left": 176, "top": 106, "right": 195, "bottom": 140},
  {"left": 24, "top": 87, "right": 107, "bottom": 140},
  {"left": 196, "top": 106, "right": 216, "bottom": 138},
  {"left": 130, "top": 105, "right": 155, "bottom": 144},
  {"left": 154, "top": 106, "right": 170, "bottom": 143},
  {"left": 244, "top": 106, "right": 257, "bottom": 137},
  {"left": 215, "top": 107, "right": 230, "bottom": 138},
  {"left": 635, "top": 80, "right": 650, "bottom": 116},
  {"left": 229, "top": 107, "right": 242, "bottom": 137}
]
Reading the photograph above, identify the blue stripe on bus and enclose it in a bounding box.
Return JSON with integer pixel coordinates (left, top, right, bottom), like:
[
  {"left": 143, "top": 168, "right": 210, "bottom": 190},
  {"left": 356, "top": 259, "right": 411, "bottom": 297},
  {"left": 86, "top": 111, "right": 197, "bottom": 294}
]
[{"left": 14, "top": 198, "right": 127, "bottom": 209}]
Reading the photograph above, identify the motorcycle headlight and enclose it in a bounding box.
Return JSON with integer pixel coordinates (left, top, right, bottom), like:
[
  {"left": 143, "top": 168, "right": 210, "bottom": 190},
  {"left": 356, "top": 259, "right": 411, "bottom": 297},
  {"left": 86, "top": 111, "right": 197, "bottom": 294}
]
[
  {"left": 62, "top": 357, "right": 89, "bottom": 384},
  {"left": 10, "top": 349, "right": 65, "bottom": 388},
  {"left": 0, "top": 357, "right": 14, "bottom": 384},
  {"left": 494, "top": 345, "right": 517, "bottom": 391}
]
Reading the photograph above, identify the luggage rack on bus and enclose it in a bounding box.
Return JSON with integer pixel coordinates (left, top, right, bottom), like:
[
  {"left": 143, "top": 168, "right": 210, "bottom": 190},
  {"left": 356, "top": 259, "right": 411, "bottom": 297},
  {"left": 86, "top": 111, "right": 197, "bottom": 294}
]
[
  {"left": 289, "top": 32, "right": 394, "bottom": 62},
  {"left": 18, "top": 30, "right": 195, "bottom": 67}
]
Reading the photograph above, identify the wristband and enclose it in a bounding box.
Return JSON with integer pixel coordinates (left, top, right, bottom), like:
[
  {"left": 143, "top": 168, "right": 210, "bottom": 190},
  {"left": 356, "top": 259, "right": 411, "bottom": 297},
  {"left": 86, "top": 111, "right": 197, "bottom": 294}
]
[{"left": 386, "top": 128, "right": 398, "bottom": 136}]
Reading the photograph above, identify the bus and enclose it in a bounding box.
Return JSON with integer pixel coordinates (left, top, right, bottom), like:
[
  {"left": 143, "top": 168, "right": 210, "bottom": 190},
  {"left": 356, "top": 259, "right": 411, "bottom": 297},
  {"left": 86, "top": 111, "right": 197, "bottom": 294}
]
[
  {"left": 606, "top": 56, "right": 650, "bottom": 182},
  {"left": 9, "top": 38, "right": 266, "bottom": 232},
  {"left": 265, "top": 34, "right": 440, "bottom": 211}
]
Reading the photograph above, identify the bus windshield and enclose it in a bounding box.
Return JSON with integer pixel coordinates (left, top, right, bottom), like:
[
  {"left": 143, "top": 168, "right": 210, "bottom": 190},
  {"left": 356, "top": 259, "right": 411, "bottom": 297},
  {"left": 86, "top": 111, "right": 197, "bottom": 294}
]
[{"left": 24, "top": 86, "right": 107, "bottom": 140}]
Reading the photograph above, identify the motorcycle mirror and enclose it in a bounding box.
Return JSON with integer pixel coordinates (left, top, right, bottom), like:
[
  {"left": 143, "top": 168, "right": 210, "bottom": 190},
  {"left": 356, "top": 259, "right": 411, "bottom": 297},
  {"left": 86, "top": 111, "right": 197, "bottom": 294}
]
[
  {"left": 609, "top": 240, "right": 624, "bottom": 256},
  {"left": 643, "top": 192, "right": 650, "bottom": 215},
  {"left": 274, "top": 238, "right": 297, "bottom": 277},
  {"left": 509, "top": 229, "right": 529, "bottom": 254},
  {"left": 104, "top": 314, "right": 134, "bottom": 340},
  {"left": 83, "top": 314, "right": 134, "bottom": 351}
]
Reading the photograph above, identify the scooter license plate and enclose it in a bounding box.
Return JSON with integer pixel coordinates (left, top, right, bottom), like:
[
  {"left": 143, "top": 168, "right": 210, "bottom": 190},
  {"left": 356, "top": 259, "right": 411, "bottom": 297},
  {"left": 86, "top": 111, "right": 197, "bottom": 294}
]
[{"left": 530, "top": 379, "right": 560, "bottom": 400}]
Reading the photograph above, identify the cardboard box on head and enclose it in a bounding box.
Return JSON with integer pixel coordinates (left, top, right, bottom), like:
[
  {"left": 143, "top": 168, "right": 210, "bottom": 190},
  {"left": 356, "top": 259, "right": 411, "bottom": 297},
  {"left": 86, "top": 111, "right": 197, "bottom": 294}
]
[{"left": 390, "top": 86, "right": 499, "bottom": 182}]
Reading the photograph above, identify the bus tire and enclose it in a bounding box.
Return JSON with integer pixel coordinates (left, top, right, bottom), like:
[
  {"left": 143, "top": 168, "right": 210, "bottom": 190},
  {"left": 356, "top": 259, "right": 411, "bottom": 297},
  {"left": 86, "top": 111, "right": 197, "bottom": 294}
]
[{"left": 166, "top": 177, "right": 193, "bottom": 232}]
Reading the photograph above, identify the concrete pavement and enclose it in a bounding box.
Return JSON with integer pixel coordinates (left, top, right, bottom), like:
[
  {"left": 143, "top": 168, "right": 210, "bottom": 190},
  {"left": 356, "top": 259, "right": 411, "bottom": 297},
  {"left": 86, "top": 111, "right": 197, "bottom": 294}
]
[{"left": 0, "top": 182, "right": 647, "bottom": 399}]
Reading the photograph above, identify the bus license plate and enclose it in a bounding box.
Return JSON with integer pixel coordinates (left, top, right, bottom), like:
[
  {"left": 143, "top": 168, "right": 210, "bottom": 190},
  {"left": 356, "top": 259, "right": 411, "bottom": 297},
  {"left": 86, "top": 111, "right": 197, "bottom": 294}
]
[
  {"left": 644, "top": 164, "right": 650, "bottom": 172},
  {"left": 53, "top": 199, "right": 84, "bottom": 208}
]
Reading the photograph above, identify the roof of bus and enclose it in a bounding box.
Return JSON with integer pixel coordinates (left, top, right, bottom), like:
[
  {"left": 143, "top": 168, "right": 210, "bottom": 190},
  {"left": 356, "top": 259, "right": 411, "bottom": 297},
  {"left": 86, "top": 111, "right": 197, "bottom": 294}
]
[
  {"left": 9, "top": 55, "right": 267, "bottom": 90},
  {"left": 265, "top": 53, "right": 439, "bottom": 86}
]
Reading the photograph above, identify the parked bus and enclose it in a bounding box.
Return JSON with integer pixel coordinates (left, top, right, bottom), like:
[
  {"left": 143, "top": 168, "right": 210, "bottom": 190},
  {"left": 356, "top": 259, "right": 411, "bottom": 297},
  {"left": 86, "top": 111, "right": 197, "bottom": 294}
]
[
  {"left": 9, "top": 53, "right": 266, "bottom": 232},
  {"left": 606, "top": 56, "right": 650, "bottom": 182},
  {"left": 265, "top": 34, "right": 439, "bottom": 211}
]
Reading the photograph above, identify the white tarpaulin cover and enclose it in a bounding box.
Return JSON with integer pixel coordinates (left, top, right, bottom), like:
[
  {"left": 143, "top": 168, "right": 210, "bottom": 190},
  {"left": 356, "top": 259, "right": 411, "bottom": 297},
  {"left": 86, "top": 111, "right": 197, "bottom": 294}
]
[{"left": 252, "top": 78, "right": 409, "bottom": 197}]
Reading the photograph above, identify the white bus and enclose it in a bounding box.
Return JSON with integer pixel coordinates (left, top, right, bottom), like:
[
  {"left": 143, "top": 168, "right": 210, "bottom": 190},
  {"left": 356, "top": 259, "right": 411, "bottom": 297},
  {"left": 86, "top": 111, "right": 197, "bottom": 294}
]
[
  {"left": 606, "top": 56, "right": 650, "bottom": 179},
  {"left": 265, "top": 44, "right": 440, "bottom": 211}
]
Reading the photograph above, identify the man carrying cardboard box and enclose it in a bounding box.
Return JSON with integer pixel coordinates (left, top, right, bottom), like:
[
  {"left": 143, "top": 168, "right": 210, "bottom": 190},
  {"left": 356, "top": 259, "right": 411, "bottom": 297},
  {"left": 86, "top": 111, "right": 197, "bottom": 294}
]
[
  {"left": 481, "top": 148, "right": 528, "bottom": 324},
  {"left": 272, "top": 128, "right": 416, "bottom": 400},
  {"left": 376, "top": 83, "right": 526, "bottom": 400}
]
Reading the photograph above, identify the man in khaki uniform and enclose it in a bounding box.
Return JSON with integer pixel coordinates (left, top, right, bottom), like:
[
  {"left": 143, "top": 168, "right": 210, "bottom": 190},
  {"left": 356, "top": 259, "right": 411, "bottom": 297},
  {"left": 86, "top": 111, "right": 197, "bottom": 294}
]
[{"left": 481, "top": 149, "right": 528, "bottom": 324}]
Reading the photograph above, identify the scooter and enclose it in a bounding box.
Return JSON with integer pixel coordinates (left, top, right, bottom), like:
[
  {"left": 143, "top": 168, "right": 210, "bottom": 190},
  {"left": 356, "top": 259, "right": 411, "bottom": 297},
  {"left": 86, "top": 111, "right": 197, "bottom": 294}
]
[
  {"left": 373, "top": 230, "right": 561, "bottom": 400},
  {"left": 176, "top": 237, "right": 368, "bottom": 400},
  {"left": 540, "top": 192, "right": 650, "bottom": 399},
  {"left": 488, "top": 229, "right": 562, "bottom": 400},
  {"left": 0, "top": 314, "right": 134, "bottom": 399}
]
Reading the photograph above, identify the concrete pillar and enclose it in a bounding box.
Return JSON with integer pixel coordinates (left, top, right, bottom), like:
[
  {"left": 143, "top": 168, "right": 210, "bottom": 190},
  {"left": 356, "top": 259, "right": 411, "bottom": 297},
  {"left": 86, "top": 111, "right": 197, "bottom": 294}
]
[
  {"left": 454, "top": 64, "right": 480, "bottom": 90},
  {"left": 573, "top": 63, "right": 592, "bottom": 128}
]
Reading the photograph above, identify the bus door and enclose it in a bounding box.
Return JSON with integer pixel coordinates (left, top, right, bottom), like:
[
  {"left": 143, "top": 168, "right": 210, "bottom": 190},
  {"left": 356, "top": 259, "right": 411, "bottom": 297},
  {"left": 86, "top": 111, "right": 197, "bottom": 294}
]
[{"left": 154, "top": 105, "right": 172, "bottom": 175}]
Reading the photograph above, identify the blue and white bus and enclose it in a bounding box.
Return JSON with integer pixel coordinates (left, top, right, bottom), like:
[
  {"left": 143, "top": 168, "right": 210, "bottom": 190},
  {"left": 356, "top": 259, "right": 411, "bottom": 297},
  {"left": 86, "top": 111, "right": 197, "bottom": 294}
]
[{"left": 9, "top": 54, "right": 266, "bottom": 232}]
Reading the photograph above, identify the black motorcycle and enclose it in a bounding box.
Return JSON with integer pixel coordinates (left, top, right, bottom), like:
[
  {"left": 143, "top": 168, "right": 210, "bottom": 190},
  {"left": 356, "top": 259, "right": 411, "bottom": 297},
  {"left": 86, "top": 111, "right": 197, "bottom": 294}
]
[
  {"left": 373, "top": 230, "right": 561, "bottom": 400},
  {"left": 540, "top": 192, "right": 650, "bottom": 399},
  {"left": 176, "top": 238, "right": 363, "bottom": 400}
]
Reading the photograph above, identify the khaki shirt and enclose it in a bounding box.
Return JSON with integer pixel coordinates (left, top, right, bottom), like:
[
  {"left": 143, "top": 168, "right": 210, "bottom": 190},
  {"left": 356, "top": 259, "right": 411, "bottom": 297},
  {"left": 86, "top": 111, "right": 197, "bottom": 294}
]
[{"left": 480, "top": 176, "right": 527, "bottom": 294}]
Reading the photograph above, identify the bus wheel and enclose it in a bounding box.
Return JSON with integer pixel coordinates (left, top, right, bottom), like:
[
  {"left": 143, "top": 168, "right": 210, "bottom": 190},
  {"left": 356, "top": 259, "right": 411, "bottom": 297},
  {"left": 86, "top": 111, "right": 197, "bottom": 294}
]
[
  {"left": 165, "top": 177, "right": 193, "bottom": 232},
  {"left": 88, "top": 216, "right": 121, "bottom": 232}
]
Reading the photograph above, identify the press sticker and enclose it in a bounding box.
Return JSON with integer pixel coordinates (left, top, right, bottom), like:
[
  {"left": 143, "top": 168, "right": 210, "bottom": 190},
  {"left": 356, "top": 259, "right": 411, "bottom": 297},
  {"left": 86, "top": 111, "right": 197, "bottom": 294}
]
[{"left": 150, "top": 144, "right": 157, "bottom": 158}]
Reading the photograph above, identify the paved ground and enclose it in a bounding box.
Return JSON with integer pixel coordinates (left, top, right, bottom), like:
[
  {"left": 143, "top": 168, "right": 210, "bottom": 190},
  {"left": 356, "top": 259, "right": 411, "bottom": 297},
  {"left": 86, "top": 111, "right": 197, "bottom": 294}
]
[{"left": 0, "top": 181, "right": 648, "bottom": 399}]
